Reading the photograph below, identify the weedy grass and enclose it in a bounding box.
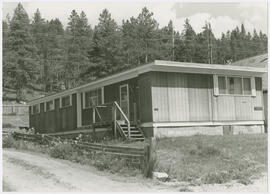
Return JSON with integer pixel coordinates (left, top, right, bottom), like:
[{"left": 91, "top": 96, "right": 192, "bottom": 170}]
[
  {"left": 2, "top": 135, "right": 141, "bottom": 177},
  {"left": 155, "top": 134, "right": 267, "bottom": 185}
]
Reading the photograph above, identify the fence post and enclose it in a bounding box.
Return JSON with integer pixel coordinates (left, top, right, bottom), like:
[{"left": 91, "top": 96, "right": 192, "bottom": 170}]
[{"left": 143, "top": 137, "right": 157, "bottom": 178}]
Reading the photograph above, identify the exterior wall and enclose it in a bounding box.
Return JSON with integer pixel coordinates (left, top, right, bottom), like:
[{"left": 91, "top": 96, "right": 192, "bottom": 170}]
[
  {"left": 151, "top": 72, "right": 264, "bottom": 123},
  {"left": 138, "top": 72, "right": 153, "bottom": 123},
  {"left": 29, "top": 93, "right": 77, "bottom": 133}
]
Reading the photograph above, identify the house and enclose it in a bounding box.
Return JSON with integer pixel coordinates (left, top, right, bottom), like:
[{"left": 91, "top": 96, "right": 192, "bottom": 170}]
[
  {"left": 28, "top": 60, "right": 266, "bottom": 138},
  {"left": 230, "top": 53, "right": 268, "bottom": 131}
]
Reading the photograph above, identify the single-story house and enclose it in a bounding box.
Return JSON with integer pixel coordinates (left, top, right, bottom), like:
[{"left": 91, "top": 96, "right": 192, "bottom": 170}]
[{"left": 28, "top": 60, "right": 267, "bottom": 138}]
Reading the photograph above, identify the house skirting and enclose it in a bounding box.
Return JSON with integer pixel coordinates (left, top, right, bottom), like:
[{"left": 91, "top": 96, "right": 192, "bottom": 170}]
[{"left": 140, "top": 121, "right": 265, "bottom": 138}]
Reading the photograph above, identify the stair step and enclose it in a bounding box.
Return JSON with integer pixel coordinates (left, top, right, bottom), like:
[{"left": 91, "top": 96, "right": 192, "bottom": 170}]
[
  {"left": 130, "top": 137, "right": 145, "bottom": 140},
  {"left": 123, "top": 132, "right": 142, "bottom": 135},
  {"left": 123, "top": 133, "right": 143, "bottom": 137}
]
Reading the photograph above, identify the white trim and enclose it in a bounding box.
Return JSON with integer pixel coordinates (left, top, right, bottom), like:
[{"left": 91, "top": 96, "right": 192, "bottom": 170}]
[
  {"left": 101, "top": 86, "right": 104, "bottom": 104},
  {"left": 213, "top": 75, "right": 219, "bottom": 96},
  {"left": 141, "top": 121, "right": 264, "bottom": 128},
  {"left": 119, "top": 84, "right": 129, "bottom": 119},
  {"left": 251, "top": 77, "right": 256, "bottom": 97},
  {"left": 215, "top": 75, "right": 254, "bottom": 97},
  {"left": 28, "top": 60, "right": 265, "bottom": 105}
]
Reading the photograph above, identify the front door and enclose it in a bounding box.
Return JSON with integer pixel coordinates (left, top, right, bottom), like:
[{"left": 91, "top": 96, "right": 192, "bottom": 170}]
[{"left": 119, "top": 84, "right": 129, "bottom": 119}]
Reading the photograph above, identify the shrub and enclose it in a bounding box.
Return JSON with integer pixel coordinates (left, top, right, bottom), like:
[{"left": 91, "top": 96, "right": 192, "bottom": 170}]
[
  {"left": 2, "top": 135, "right": 16, "bottom": 148},
  {"left": 49, "top": 143, "right": 75, "bottom": 160}
]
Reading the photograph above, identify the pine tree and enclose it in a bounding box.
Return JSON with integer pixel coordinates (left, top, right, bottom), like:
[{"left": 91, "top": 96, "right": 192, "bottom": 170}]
[
  {"left": 88, "top": 9, "right": 123, "bottom": 78},
  {"left": 181, "top": 18, "right": 197, "bottom": 62},
  {"left": 65, "top": 10, "right": 92, "bottom": 88},
  {"left": 158, "top": 20, "right": 175, "bottom": 61},
  {"left": 31, "top": 9, "right": 48, "bottom": 90},
  {"left": 7, "top": 3, "right": 39, "bottom": 101},
  {"left": 45, "top": 18, "right": 66, "bottom": 91}
]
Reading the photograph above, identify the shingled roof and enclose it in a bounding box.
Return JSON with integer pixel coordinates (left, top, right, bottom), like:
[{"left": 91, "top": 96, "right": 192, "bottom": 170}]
[{"left": 231, "top": 53, "right": 268, "bottom": 91}]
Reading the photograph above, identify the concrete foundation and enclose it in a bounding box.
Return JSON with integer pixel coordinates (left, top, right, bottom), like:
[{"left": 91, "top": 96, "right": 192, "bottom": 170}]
[{"left": 143, "top": 125, "right": 264, "bottom": 138}]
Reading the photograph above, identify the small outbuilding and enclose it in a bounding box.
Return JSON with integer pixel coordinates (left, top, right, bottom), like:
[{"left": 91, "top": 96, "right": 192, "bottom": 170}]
[{"left": 28, "top": 60, "right": 267, "bottom": 138}]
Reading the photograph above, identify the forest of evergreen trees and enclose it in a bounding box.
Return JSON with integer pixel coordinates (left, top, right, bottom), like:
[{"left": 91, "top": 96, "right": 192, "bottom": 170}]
[{"left": 2, "top": 3, "right": 268, "bottom": 100}]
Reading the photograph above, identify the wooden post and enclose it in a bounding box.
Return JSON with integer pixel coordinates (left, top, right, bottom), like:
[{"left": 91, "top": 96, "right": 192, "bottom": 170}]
[
  {"left": 143, "top": 137, "right": 157, "bottom": 178},
  {"left": 92, "top": 108, "right": 96, "bottom": 124},
  {"left": 93, "top": 108, "right": 96, "bottom": 135},
  {"left": 113, "top": 105, "right": 117, "bottom": 138}
]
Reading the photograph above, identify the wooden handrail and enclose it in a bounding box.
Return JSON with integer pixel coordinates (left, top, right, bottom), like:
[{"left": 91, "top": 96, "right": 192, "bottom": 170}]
[{"left": 113, "top": 101, "right": 130, "bottom": 138}]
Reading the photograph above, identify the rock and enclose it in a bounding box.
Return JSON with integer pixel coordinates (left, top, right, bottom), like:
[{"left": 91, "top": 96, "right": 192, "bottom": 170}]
[{"left": 153, "top": 172, "right": 169, "bottom": 182}]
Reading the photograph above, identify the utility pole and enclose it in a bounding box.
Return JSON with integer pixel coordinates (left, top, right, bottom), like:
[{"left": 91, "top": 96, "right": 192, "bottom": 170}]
[
  {"left": 209, "top": 23, "right": 213, "bottom": 64},
  {"left": 172, "top": 23, "right": 175, "bottom": 61},
  {"left": 207, "top": 22, "right": 213, "bottom": 64}
]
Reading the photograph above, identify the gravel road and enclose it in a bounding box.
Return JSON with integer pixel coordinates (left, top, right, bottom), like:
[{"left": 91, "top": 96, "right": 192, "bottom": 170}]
[{"left": 2, "top": 149, "right": 173, "bottom": 192}]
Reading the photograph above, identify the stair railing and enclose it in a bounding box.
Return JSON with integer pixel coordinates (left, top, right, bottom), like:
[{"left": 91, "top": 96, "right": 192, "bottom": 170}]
[{"left": 113, "top": 101, "right": 130, "bottom": 138}]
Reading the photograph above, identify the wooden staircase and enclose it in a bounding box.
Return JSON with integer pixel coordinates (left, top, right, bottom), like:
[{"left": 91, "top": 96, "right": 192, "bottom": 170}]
[{"left": 119, "top": 123, "right": 145, "bottom": 141}]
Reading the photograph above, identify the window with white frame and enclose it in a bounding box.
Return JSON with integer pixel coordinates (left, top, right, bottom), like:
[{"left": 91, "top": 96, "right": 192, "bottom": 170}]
[
  {"left": 214, "top": 75, "right": 255, "bottom": 96},
  {"left": 61, "top": 95, "right": 72, "bottom": 108},
  {"left": 45, "top": 100, "right": 54, "bottom": 111},
  {"left": 84, "top": 88, "right": 102, "bottom": 108},
  {"left": 33, "top": 104, "right": 40, "bottom": 114}
]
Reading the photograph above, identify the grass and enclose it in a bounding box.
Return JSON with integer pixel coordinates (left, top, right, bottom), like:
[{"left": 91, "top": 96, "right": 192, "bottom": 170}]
[
  {"left": 155, "top": 134, "right": 267, "bottom": 185},
  {"left": 2, "top": 135, "right": 142, "bottom": 177}
]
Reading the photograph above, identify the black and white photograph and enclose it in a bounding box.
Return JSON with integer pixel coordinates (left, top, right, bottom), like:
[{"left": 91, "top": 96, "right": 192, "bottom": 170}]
[{"left": 1, "top": 0, "right": 268, "bottom": 192}]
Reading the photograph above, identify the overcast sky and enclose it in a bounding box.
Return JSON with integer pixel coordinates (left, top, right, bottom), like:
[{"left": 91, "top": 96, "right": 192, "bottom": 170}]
[{"left": 2, "top": 1, "right": 267, "bottom": 38}]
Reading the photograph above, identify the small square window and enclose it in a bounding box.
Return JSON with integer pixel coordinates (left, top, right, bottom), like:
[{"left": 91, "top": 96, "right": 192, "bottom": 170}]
[
  {"left": 46, "top": 100, "right": 54, "bottom": 111},
  {"left": 85, "top": 88, "right": 102, "bottom": 108},
  {"left": 61, "top": 96, "right": 71, "bottom": 108}
]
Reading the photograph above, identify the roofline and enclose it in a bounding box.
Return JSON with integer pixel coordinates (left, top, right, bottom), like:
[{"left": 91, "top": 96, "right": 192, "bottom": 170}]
[
  {"left": 28, "top": 60, "right": 266, "bottom": 105},
  {"left": 231, "top": 53, "right": 268, "bottom": 65}
]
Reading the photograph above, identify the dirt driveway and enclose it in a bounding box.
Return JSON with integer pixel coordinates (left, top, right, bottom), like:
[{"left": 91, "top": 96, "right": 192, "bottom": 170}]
[
  {"left": 2, "top": 149, "right": 174, "bottom": 192},
  {"left": 3, "top": 149, "right": 267, "bottom": 192}
]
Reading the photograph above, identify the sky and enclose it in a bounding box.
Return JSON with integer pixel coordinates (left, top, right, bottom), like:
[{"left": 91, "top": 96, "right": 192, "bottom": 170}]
[{"left": 2, "top": 1, "right": 268, "bottom": 38}]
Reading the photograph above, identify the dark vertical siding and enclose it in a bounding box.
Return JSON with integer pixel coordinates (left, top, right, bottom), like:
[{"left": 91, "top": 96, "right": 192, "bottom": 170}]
[
  {"left": 82, "top": 78, "right": 139, "bottom": 125},
  {"left": 40, "top": 103, "right": 45, "bottom": 133},
  {"left": 29, "top": 93, "right": 77, "bottom": 133},
  {"left": 54, "top": 98, "right": 62, "bottom": 132},
  {"left": 138, "top": 72, "right": 153, "bottom": 123},
  {"left": 60, "top": 94, "right": 77, "bottom": 131}
]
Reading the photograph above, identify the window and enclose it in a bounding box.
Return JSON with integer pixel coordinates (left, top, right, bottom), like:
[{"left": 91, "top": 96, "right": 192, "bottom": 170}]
[
  {"left": 33, "top": 104, "right": 40, "bottom": 114},
  {"left": 46, "top": 100, "right": 54, "bottom": 111},
  {"left": 218, "top": 76, "right": 226, "bottom": 94},
  {"left": 243, "top": 78, "right": 251, "bottom": 95},
  {"left": 84, "top": 88, "right": 102, "bottom": 108},
  {"left": 228, "top": 77, "right": 242, "bottom": 95},
  {"left": 61, "top": 95, "right": 71, "bottom": 108},
  {"left": 214, "top": 75, "right": 253, "bottom": 96}
]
